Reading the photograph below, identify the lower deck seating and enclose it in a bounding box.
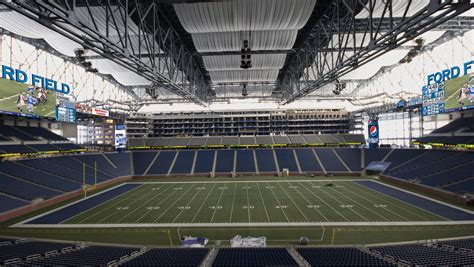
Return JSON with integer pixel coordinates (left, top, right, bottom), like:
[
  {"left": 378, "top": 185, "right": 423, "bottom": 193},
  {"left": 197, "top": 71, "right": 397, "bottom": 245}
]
[
  {"left": 193, "top": 150, "right": 215, "bottom": 174},
  {"left": 212, "top": 248, "right": 297, "bottom": 267},
  {"left": 0, "top": 173, "right": 61, "bottom": 201},
  {"left": 0, "top": 237, "right": 473, "bottom": 266},
  {"left": 370, "top": 244, "right": 474, "bottom": 266},
  {"left": 314, "top": 148, "right": 348, "bottom": 172},
  {"left": 0, "top": 241, "right": 74, "bottom": 264},
  {"left": 0, "top": 145, "right": 36, "bottom": 154},
  {"left": 297, "top": 247, "right": 394, "bottom": 266},
  {"left": 383, "top": 150, "right": 474, "bottom": 194},
  {"left": 124, "top": 248, "right": 209, "bottom": 266},
  {"left": 25, "top": 246, "right": 137, "bottom": 266},
  {"left": 0, "top": 194, "right": 29, "bottom": 212},
  {"left": 132, "top": 152, "right": 157, "bottom": 175},
  {"left": 437, "top": 238, "right": 474, "bottom": 250}
]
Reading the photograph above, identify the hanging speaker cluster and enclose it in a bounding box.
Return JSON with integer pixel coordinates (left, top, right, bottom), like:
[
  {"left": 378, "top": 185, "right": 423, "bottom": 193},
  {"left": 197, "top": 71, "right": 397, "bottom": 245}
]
[
  {"left": 242, "top": 83, "right": 248, "bottom": 97},
  {"left": 333, "top": 80, "right": 346, "bottom": 95},
  {"left": 240, "top": 40, "right": 252, "bottom": 69},
  {"left": 74, "top": 48, "right": 98, "bottom": 73}
]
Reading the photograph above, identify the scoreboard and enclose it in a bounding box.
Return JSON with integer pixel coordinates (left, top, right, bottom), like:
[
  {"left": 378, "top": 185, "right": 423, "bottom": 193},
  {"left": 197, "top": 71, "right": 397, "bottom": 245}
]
[
  {"left": 56, "top": 93, "right": 76, "bottom": 123},
  {"left": 421, "top": 82, "right": 445, "bottom": 116}
]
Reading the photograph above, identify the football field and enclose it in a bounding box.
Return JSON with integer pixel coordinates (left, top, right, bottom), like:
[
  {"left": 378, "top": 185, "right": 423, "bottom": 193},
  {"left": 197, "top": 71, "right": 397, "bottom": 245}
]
[{"left": 63, "top": 180, "right": 446, "bottom": 225}]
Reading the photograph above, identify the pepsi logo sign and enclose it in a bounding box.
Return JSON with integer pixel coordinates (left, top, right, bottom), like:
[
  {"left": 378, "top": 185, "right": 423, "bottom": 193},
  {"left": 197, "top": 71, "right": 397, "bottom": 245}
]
[{"left": 369, "top": 126, "right": 378, "bottom": 137}]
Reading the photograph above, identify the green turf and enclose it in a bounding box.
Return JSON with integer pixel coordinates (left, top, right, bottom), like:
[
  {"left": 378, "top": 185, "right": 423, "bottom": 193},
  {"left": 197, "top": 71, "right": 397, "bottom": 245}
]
[
  {"left": 2, "top": 177, "right": 473, "bottom": 246},
  {"left": 0, "top": 78, "right": 56, "bottom": 118},
  {"left": 65, "top": 180, "right": 445, "bottom": 224}
]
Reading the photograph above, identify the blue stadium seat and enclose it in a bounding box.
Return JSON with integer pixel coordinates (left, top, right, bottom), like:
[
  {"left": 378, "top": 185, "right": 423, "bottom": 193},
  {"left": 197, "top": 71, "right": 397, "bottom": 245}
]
[
  {"left": 70, "top": 154, "right": 116, "bottom": 179},
  {"left": 363, "top": 148, "right": 391, "bottom": 168},
  {"left": 0, "top": 174, "right": 61, "bottom": 201},
  {"left": 124, "top": 248, "right": 209, "bottom": 266},
  {"left": 334, "top": 148, "right": 362, "bottom": 171},
  {"left": 193, "top": 150, "right": 215, "bottom": 174},
  {"left": 147, "top": 151, "right": 177, "bottom": 175},
  {"left": 0, "top": 161, "right": 80, "bottom": 192},
  {"left": 0, "top": 194, "right": 29, "bottom": 212},
  {"left": 103, "top": 152, "right": 132, "bottom": 177},
  {"left": 215, "top": 150, "right": 234, "bottom": 173},
  {"left": 443, "top": 179, "right": 474, "bottom": 194},
  {"left": 255, "top": 149, "right": 277, "bottom": 173},
  {"left": 45, "top": 156, "right": 101, "bottom": 182},
  {"left": 314, "top": 148, "right": 348, "bottom": 172},
  {"left": 295, "top": 148, "right": 323, "bottom": 173},
  {"left": 437, "top": 238, "right": 474, "bottom": 250},
  {"left": 274, "top": 148, "right": 299, "bottom": 172},
  {"left": 235, "top": 149, "right": 256, "bottom": 173},
  {"left": 370, "top": 244, "right": 474, "bottom": 266},
  {"left": 213, "top": 248, "right": 297, "bottom": 267},
  {"left": 14, "top": 126, "right": 67, "bottom": 141},
  {"left": 297, "top": 247, "right": 394, "bottom": 266},
  {"left": 20, "top": 158, "right": 87, "bottom": 184},
  {"left": 25, "top": 246, "right": 137, "bottom": 266},
  {"left": 0, "top": 125, "right": 36, "bottom": 141},
  {"left": 384, "top": 149, "right": 426, "bottom": 172},
  {"left": 133, "top": 152, "right": 158, "bottom": 175},
  {"left": 0, "top": 241, "right": 74, "bottom": 264},
  {"left": 170, "top": 150, "right": 195, "bottom": 174}
]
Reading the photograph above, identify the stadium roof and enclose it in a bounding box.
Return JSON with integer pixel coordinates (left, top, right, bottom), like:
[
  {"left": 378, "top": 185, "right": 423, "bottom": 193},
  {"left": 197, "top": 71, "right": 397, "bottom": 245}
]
[{"left": 0, "top": 0, "right": 473, "bottom": 112}]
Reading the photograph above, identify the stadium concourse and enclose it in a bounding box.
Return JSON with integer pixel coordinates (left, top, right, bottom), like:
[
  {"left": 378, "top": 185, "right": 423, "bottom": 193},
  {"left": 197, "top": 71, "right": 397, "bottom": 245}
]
[{"left": 0, "top": 0, "right": 474, "bottom": 266}]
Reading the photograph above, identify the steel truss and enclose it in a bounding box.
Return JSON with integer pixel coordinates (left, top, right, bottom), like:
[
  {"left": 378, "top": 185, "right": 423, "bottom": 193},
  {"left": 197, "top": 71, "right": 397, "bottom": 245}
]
[
  {"left": 1, "top": 0, "right": 211, "bottom": 106},
  {"left": 278, "top": 0, "right": 474, "bottom": 104}
]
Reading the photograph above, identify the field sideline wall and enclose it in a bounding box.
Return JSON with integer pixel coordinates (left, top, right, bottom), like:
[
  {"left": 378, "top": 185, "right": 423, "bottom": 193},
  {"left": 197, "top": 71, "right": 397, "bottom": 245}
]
[
  {"left": 0, "top": 175, "right": 133, "bottom": 222},
  {"left": 379, "top": 174, "right": 472, "bottom": 205}
]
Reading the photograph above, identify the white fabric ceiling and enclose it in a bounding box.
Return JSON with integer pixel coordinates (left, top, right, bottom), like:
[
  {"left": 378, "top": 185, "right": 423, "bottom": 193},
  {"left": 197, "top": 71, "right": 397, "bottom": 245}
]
[
  {"left": 192, "top": 30, "right": 298, "bottom": 52},
  {"left": 0, "top": 9, "right": 158, "bottom": 87},
  {"left": 203, "top": 54, "right": 286, "bottom": 71},
  {"left": 174, "top": 0, "right": 316, "bottom": 33},
  {"left": 210, "top": 70, "right": 279, "bottom": 83},
  {"left": 173, "top": 0, "right": 317, "bottom": 85},
  {"left": 356, "top": 0, "right": 430, "bottom": 19}
]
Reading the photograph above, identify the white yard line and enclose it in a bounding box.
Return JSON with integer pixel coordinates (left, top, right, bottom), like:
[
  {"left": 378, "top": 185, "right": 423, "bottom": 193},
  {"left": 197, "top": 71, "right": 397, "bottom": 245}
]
[
  {"left": 229, "top": 183, "right": 238, "bottom": 223},
  {"left": 0, "top": 93, "right": 20, "bottom": 102},
  {"left": 348, "top": 182, "right": 412, "bottom": 221},
  {"left": 91, "top": 186, "right": 152, "bottom": 223},
  {"left": 245, "top": 182, "right": 251, "bottom": 223},
  {"left": 210, "top": 183, "right": 228, "bottom": 223},
  {"left": 288, "top": 181, "right": 329, "bottom": 222},
  {"left": 311, "top": 181, "right": 370, "bottom": 222},
  {"left": 332, "top": 184, "right": 390, "bottom": 221},
  {"left": 129, "top": 184, "right": 178, "bottom": 223},
  {"left": 297, "top": 181, "right": 350, "bottom": 222},
  {"left": 125, "top": 179, "right": 369, "bottom": 185},
  {"left": 152, "top": 184, "right": 197, "bottom": 223},
  {"left": 13, "top": 179, "right": 473, "bottom": 229},
  {"left": 277, "top": 182, "right": 310, "bottom": 222},
  {"left": 256, "top": 182, "right": 271, "bottom": 222},
  {"left": 14, "top": 220, "right": 474, "bottom": 228},
  {"left": 171, "top": 183, "right": 208, "bottom": 223},
  {"left": 190, "top": 183, "right": 217, "bottom": 223},
  {"left": 266, "top": 182, "right": 290, "bottom": 222}
]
